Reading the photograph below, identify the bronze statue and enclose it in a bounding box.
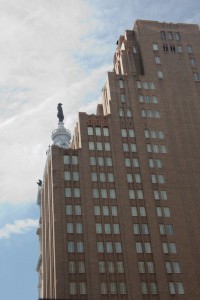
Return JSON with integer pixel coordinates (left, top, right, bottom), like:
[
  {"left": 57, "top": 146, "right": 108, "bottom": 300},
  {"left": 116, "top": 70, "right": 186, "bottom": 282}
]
[
  {"left": 57, "top": 103, "right": 64, "bottom": 122},
  {"left": 37, "top": 179, "right": 42, "bottom": 186}
]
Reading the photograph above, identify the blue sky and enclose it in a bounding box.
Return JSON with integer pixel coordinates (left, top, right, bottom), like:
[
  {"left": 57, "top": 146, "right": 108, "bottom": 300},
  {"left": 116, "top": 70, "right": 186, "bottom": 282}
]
[{"left": 0, "top": 0, "right": 200, "bottom": 299}]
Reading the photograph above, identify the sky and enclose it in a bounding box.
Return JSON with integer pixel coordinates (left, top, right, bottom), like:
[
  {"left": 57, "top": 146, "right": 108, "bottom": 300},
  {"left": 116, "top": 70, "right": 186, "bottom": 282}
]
[{"left": 0, "top": 0, "right": 200, "bottom": 299}]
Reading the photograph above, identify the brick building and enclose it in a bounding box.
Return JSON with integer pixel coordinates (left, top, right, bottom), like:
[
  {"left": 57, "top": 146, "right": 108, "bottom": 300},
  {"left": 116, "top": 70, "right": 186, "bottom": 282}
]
[{"left": 36, "top": 20, "right": 200, "bottom": 299}]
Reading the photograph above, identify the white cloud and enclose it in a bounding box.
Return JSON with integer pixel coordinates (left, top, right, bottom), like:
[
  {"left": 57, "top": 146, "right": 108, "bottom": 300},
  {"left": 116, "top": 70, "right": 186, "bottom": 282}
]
[{"left": 0, "top": 218, "right": 38, "bottom": 239}]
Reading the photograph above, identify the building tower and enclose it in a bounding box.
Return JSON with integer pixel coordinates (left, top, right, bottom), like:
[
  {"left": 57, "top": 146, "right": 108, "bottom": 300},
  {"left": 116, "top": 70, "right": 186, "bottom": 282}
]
[{"left": 36, "top": 20, "right": 200, "bottom": 299}]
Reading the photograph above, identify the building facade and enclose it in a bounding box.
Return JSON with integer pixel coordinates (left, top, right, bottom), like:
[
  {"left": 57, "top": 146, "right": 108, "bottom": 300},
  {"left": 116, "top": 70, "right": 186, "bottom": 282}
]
[{"left": 36, "top": 20, "right": 200, "bottom": 299}]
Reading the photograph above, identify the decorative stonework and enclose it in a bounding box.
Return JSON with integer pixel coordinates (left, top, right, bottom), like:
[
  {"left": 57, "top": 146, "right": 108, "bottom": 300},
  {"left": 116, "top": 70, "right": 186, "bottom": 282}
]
[{"left": 51, "top": 121, "right": 71, "bottom": 148}]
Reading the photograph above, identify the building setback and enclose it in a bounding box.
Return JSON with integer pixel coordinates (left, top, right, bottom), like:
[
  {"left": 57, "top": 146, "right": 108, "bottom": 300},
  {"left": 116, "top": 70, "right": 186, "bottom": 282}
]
[{"left": 36, "top": 20, "right": 200, "bottom": 299}]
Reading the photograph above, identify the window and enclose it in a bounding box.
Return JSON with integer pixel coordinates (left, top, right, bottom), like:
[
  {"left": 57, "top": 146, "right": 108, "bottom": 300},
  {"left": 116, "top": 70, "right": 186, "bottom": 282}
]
[
  {"left": 162, "top": 242, "right": 177, "bottom": 253},
  {"left": 166, "top": 262, "right": 172, "bottom": 273},
  {"left": 168, "top": 32, "right": 173, "bottom": 40},
  {"left": 111, "top": 206, "right": 118, "bottom": 216},
  {"left": 90, "top": 156, "right": 96, "bottom": 165},
  {"left": 72, "top": 156, "right": 78, "bottom": 165},
  {"left": 70, "top": 282, "right": 77, "bottom": 295},
  {"left": 163, "top": 44, "right": 168, "bottom": 51},
  {"left": 140, "top": 206, "right": 146, "bottom": 216},
  {"left": 64, "top": 171, "right": 71, "bottom": 180},
  {"left": 137, "top": 190, "right": 144, "bottom": 199},
  {"left": 160, "top": 31, "right": 166, "bottom": 39},
  {"left": 173, "top": 262, "right": 181, "bottom": 273},
  {"left": 170, "top": 45, "right": 176, "bottom": 52},
  {"left": 66, "top": 205, "right": 73, "bottom": 215},
  {"left": 190, "top": 58, "right": 196, "bottom": 67},
  {"left": 99, "top": 172, "right": 106, "bottom": 182},
  {"left": 152, "top": 43, "right": 158, "bottom": 51},
  {"left": 142, "top": 224, "right": 149, "bottom": 234},
  {"left": 121, "top": 129, "right": 127, "bottom": 137},
  {"left": 136, "top": 242, "right": 143, "bottom": 253},
  {"left": 126, "top": 109, "right": 132, "bottom": 117},
  {"left": 141, "top": 282, "right": 148, "bottom": 294},
  {"left": 138, "top": 261, "right": 145, "bottom": 273},
  {"left": 117, "top": 261, "right": 124, "bottom": 273},
  {"left": 155, "top": 56, "right": 161, "bottom": 64},
  {"left": 123, "top": 143, "right": 129, "bottom": 152},
  {"left": 115, "top": 242, "right": 122, "bottom": 253},
  {"left": 131, "top": 143, "right": 137, "bottom": 152},
  {"left": 150, "top": 82, "right": 155, "bottom": 89},
  {"left": 64, "top": 155, "right": 70, "bottom": 164},
  {"left": 78, "top": 261, "right": 85, "bottom": 273},
  {"left": 96, "top": 223, "right": 103, "bottom": 234},
  {"left": 74, "top": 188, "right": 80, "bottom": 197},
  {"left": 143, "top": 82, "right": 149, "bottom": 89},
  {"left": 136, "top": 81, "right": 142, "bottom": 88},
  {"left": 133, "top": 224, "right": 140, "bottom": 234},
  {"left": 188, "top": 45, "right": 193, "bottom": 53},
  {"left": 177, "top": 282, "right": 184, "bottom": 294},
  {"left": 68, "top": 241, "right": 75, "bottom": 253},
  {"left": 97, "top": 142, "right": 103, "bottom": 151},
  {"left": 65, "top": 188, "right": 72, "bottom": 197},
  {"left": 119, "top": 108, "right": 124, "bottom": 117},
  {"left": 75, "top": 205, "right": 82, "bottom": 215},
  {"left": 127, "top": 173, "right": 133, "bottom": 183},
  {"left": 94, "top": 205, "right": 100, "bottom": 215},
  {"left": 67, "top": 223, "right": 74, "bottom": 233},
  {"left": 131, "top": 207, "right": 137, "bottom": 216},
  {"left": 97, "top": 242, "right": 104, "bottom": 253},
  {"left": 73, "top": 172, "right": 79, "bottom": 181},
  {"left": 104, "top": 223, "right": 111, "bottom": 234},
  {"left": 108, "top": 173, "right": 114, "bottom": 182},
  {"left": 119, "top": 282, "right": 127, "bottom": 294},
  {"left": 69, "top": 261, "right": 76, "bottom": 273},
  {"left": 110, "top": 189, "right": 116, "bottom": 199},
  {"left": 175, "top": 32, "right": 180, "bottom": 40},
  {"left": 101, "top": 189, "right": 107, "bottom": 199},
  {"left": 147, "top": 262, "right": 155, "bottom": 273},
  {"left": 101, "top": 282, "right": 108, "bottom": 294},
  {"left": 135, "top": 174, "right": 141, "bottom": 183},
  {"left": 151, "top": 282, "right": 158, "bottom": 294},
  {"left": 113, "top": 224, "right": 120, "bottom": 234},
  {"left": 133, "top": 158, "right": 139, "bottom": 167},
  {"left": 106, "top": 242, "right": 113, "bottom": 253},
  {"left": 103, "top": 206, "right": 109, "bottom": 216},
  {"left": 91, "top": 172, "right": 97, "bottom": 182},
  {"left": 99, "top": 261, "right": 106, "bottom": 273},
  {"left": 177, "top": 45, "right": 182, "bottom": 53},
  {"left": 194, "top": 73, "right": 200, "bottom": 81},
  {"left": 79, "top": 282, "right": 87, "bottom": 294},
  {"left": 106, "top": 157, "right": 112, "bottom": 166},
  {"left": 133, "top": 46, "right": 137, "bottom": 53},
  {"left": 77, "top": 242, "right": 84, "bottom": 253},
  {"left": 158, "top": 71, "right": 164, "bottom": 79},
  {"left": 98, "top": 157, "right": 104, "bottom": 166},
  {"left": 108, "top": 261, "right": 115, "bottom": 273},
  {"left": 110, "top": 282, "right": 117, "bottom": 294},
  {"left": 119, "top": 79, "right": 124, "bottom": 88},
  {"left": 125, "top": 158, "right": 131, "bottom": 167},
  {"left": 129, "top": 129, "right": 135, "bottom": 137},
  {"left": 129, "top": 189, "right": 135, "bottom": 199},
  {"left": 151, "top": 174, "right": 165, "bottom": 184},
  {"left": 144, "top": 242, "right": 152, "bottom": 253},
  {"left": 104, "top": 142, "right": 111, "bottom": 151},
  {"left": 103, "top": 127, "right": 109, "bottom": 136},
  {"left": 169, "top": 282, "right": 176, "bottom": 295},
  {"left": 120, "top": 94, "right": 126, "bottom": 102},
  {"left": 87, "top": 126, "right": 93, "bottom": 135}
]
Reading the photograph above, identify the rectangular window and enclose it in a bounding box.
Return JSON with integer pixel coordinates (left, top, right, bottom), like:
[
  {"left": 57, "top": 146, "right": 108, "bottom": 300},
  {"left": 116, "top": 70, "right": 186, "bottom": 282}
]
[
  {"left": 97, "top": 242, "right": 104, "bottom": 253},
  {"left": 72, "top": 172, "right": 79, "bottom": 181},
  {"left": 66, "top": 205, "right": 73, "bottom": 215},
  {"left": 67, "top": 223, "right": 74, "bottom": 233},
  {"left": 129, "top": 189, "right": 135, "bottom": 199},
  {"left": 147, "top": 262, "right": 155, "bottom": 273},
  {"left": 70, "top": 282, "right": 77, "bottom": 295},
  {"left": 175, "top": 32, "right": 180, "bottom": 40},
  {"left": 173, "top": 262, "right": 181, "bottom": 273},
  {"left": 119, "top": 79, "right": 124, "bottom": 88},
  {"left": 125, "top": 158, "right": 131, "bottom": 167},
  {"left": 136, "top": 81, "right": 142, "bottom": 88},
  {"left": 194, "top": 73, "right": 200, "bottom": 81},
  {"left": 158, "top": 71, "right": 164, "bottom": 79},
  {"left": 94, "top": 205, "right": 100, "bottom": 215},
  {"left": 68, "top": 241, "right": 75, "bottom": 253},
  {"left": 95, "top": 127, "right": 101, "bottom": 136},
  {"left": 129, "top": 129, "right": 135, "bottom": 137},
  {"left": 78, "top": 261, "right": 85, "bottom": 273},
  {"left": 101, "top": 189, "right": 107, "bottom": 199},
  {"left": 168, "top": 32, "right": 173, "bottom": 40},
  {"left": 74, "top": 188, "right": 80, "bottom": 197},
  {"left": 188, "top": 45, "right": 193, "bottom": 53},
  {"left": 93, "top": 188, "right": 99, "bottom": 198},
  {"left": 120, "top": 94, "right": 126, "bottom": 102},
  {"left": 75, "top": 205, "right": 82, "bottom": 215},
  {"left": 177, "top": 282, "right": 184, "bottom": 294},
  {"left": 101, "top": 282, "right": 108, "bottom": 294},
  {"left": 136, "top": 242, "right": 143, "bottom": 253},
  {"left": 89, "top": 141, "right": 95, "bottom": 150},
  {"left": 111, "top": 206, "right": 118, "bottom": 216},
  {"left": 108, "top": 261, "right": 115, "bottom": 273},
  {"left": 141, "top": 282, "right": 148, "bottom": 294},
  {"left": 131, "top": 207, "right": 137, "bottom": 216},
  {"left": 99, "top": 172, "right": 106, "bottom": 182},
  {"left": 160, "top": 31, "right": 166, "bottom": 39},
  {"left": 64, "top": 171, "right": 71, "bottom": 180},
  {"left": 65, "top": 188, "right": 72, "bottom": 197},
  {"left": 90, "top": 157, "right": 96, "bottom": 165},
  {"left": 177, "top": 45, "right": 182, "bottom": 53},
  {"left": 155, "top": 56, "right": 161, "bottom": 64},
  {"left": 117, "top": 261, "right": 124, "bottom": 273},
  {"left": 113, "top": 224, "right": 120, "bottom": 234},
  {"left": 110, "top": 282, "right": 117, "bottom": 294},
  {"left": 106, "top": 157, "right": 112, "bottom": 166},
  {"left": 139, "top": 207, "right": 146, "bottom": 216},
  {"left": 104, "top": 223, "right": 111, "bottom": 234},
  {"left": 135, "top": 174, "right": 141, "bottom": 183},
  {"left": 69, "top": 261, "right": 76, "bottom": 273},
  {"left": 131, "top": 143, "right": 137, "bottom": 152},
  {"left": 137, "top": 190, "right": 144, "bottom": 199},
  {"left": 64, "top": 155, "right": 70, "bottom": 164},
  {"left": 123, "top": 143, "right": 129, "bottom": 152},
  {"left": 169, "top": 282, "right": 176, "bottom": 295},
  {"left": 152, "top": 43, "right": 158, "bottom": 51},
  {"left": 190, "top": 58, "right": 196, "bottom": 67},
  {"left": 91, "top": 172, "right": 97, "bottom": 182},
  {"left": 133, "top": 158, "right": 139, "bottom": 167},
  {"left": 97, "top": 142, "right": 103, "bottom": 151},
  {"left": 133, "top": 224, "right": 140, "bottom": 234},
  {"left": 79, "top": 282, "right": 86, "bottom": 295},
  {"left": 72, "top": 156, "right": 78, "bottom": 165},
  {"left": 166, "top": 262, "right": 172, "bottom": 273},
  {"left": 144, "top": 242, "right": 152, "bottom": 253},
  {"left": 151, "top": 282, "right": 158, "bottom": 294},
  {"left": 127, "top": 173, "right": 133, "bottom": 183},
  {"left": 121, "top": 129, "right": 127, "bottom": 137},
  {"left": 87, "top": 126, "right": 93, "bottom": 135},
  {"left": 108, "top": 173, "right": 114, "bottom": 182},
  {"left": 98, "top": 157, "right": 104, "bottom": 166},
  {"left": 103, "top": 206, "right": 109, "bottom": 216},
  {"left": 110, "top": 189, "right": 116, "bottom": 199},
  {"left": 163, "top": 44, "right": 168, "bottom": 51},
  {"left": 96, "top": 223, "right": 103, "bottom": 234},
  {"left": 77, "top": 242, "right": 84, "bottom": 253},
  {"left": 126, "top": 109, "right": 132, "bottom": 117},
  {"left": 115, "top": 242, "right": 122, "bottom": 253},
  {"left": 106, "top": 242, "right": 113, "bottom": 253},
  {"left": 103, "top": 127, "right": 109, "bottom": 136},
  {"left": 138, "top": 261, "right": 145, "bottom": 273},
  {"left": 99, "top": 261, "right": 106, "bottom": 273},
  {"left": 119, "top": 108, "right": 124, "bottom": 117},
  {"left": 119, "top": 282, "right": 127, "bottom": 294}
]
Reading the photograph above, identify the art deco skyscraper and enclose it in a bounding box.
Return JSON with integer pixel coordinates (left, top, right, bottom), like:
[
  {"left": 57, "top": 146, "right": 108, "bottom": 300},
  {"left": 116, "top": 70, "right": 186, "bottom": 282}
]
[{"left": 36, "top": 20, "right": 200, "bottom": 300}]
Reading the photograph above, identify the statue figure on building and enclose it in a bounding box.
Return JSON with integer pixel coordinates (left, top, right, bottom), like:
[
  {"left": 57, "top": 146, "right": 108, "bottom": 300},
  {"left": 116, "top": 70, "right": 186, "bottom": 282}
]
[{"left": 57, "top": 103, "right": 64, "bottom": 123}]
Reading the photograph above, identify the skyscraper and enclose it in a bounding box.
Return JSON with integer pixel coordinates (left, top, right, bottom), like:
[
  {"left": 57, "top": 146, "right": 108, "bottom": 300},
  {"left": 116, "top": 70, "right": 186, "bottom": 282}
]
[{"left": 36, "top": 20, "right": 200, "bottom": 299}]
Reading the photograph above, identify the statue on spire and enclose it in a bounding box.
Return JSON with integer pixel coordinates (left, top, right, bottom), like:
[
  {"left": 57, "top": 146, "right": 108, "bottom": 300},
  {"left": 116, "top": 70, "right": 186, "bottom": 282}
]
[{"left": 57, "top": 103, "right": 64, "bottom": 123}]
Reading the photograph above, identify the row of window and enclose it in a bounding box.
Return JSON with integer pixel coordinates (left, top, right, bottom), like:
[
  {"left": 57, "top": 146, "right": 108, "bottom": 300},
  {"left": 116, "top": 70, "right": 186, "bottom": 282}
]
[
  {"left": 89, "top": 141, "right": 111, "bottom": 151},
  {"left": 70, "top": 282, "right": 86, "bottom": 295},
  {"left": 156, "top": 206, "right": 170, "bottom": 217},
  {"left": 141, "top": 282, "right": 158, "bottom": 295},
  {"left": 92, "top": 188, "right": 116, "bottom": 199},
  {"left": 144, "top": 129, "right": 164, "bottom": 139},
  {"left": 138, "top": 261, "right": 155, "bottom": 273},
  {"left": 155, "top": 55, "right": 196, "bottom": 68},
  {"left": 159, "top": 224, "right": 174, "bottom": 235},
  {"left": 91, "top": 172, "right": 114, "bottom": 182},
  {"left": 87, "top": 126, "right": 109, "bottom": 136},
  {"left": 147, "top": 143, "right": 167, "bottom": 153},
  {"left": 136, "top": 242, "right": 177, "bottom": 254},
  {"left": 94, "top": 205, "right": 118, "bottom": 216},
  {"left": 90, "top": 156, "right": 113, "bottom": 166},
  {"left": 123, "top": 143, "right": 137, "bottom": 152},
  {"left": 149, "top": 158, "right": 162, "bottom": 168},
  {"left": 68, "top": 241, "right": 84, "bottom": 253},
  {"left": 125, "top": 158, "right": 139, "bottom": 168},
  {"left": 96, "top": 223, "right": 120, "bottom": 234},
  {"left": 66, "top": 205, "right": 82, "bottom": 215},
  {"left": 141, "top": 281, "right": 184, "bottom": 295},
  {"left": 131, "top": 205, "right": 171, "bottom": 217},
  {"left": 67, "top": 223, "right": 83, "bottom": 234},
  {"left": 101, "top": 282, "right": 127, "bottom": 294},
  {"left": 160, "top": 31, "right": 180, "bottom": 41},
  {"left": 121, "top": 128, "right": 135, "bottom": 137},
  {"left": 127, "top": 173, "right": 142, "bottom": 184},
  {"left": 153, "top": 42, "right": 191, "bottom": 53},
  {"left": 134, "top": 224, "right": 149, "bottom": 235},
  {"left": 154, "top": 190, "right": 168, "bottom": 200},
  {"left": 65, "top": 188, "right": 81, "bottom": 198},
  {"left": 119, "top": 108, "right": 132, "bottom": 117},
  {"left": 136, "top": 81, "right": 155, "bottom": 90},
  {"left": 151, "top": 174, "right": 165, "bottom": 184},
  {"left": 99, "top": 260, "right": 124, "bottom": 273},
  {"left": 69, "top": 261, "right": 85, "bottom": 273},
  {"left": 97, "top": 241, "right": 122, "bottom": 253},
  {"left": 139, "top": 95, "right": 158, "bottom": 104},
  {"left": 141, "top": 109, "right": 160, "bottom": 118},
  {"left": 129, "top": 189, "right": 144, "bottom": 199},
  {"left": 64, "top": 155, "right": 78, "bottom": 165},
  {"left": 64, "top": 171, "right": 79, "bottom": 181}
]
